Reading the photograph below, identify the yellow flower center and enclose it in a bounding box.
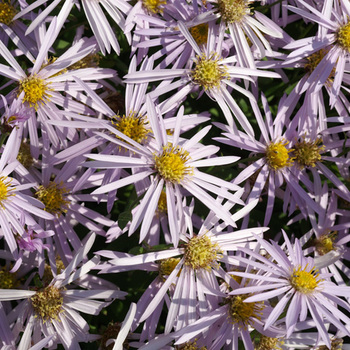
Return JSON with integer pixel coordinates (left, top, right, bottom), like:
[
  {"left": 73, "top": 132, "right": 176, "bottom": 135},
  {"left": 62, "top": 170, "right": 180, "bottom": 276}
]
[
  {"left": 154, "top": 144, "right": 193, "bottom": 184},
  {"left": 266, "top": 140, "right": 294, "bottom": 170},
  {"left": 18, "top": 75, "right": 52, "bottom": 110},
  {"left": 290, "top": 265, "right": 320, "bottom": 294},
  {"left": 0, "top": 176, "right": 14, "bottom": 207},
  {"left": 0, "top": 0, "right": 17, "bottom": 25},
  {"left": 68, "top": 53, "right": 100, "bottom": 70},
  {"left": 112, "top": 112, "right": 149, "bottom": 144},
  {"left": 0, "top": 266, "right": 18, "bottom": 289},
  {"left": 216, "top": 0, "right": 250, "bottom": 24},
  {"left": 35, "top": 181, "right": 69, "bottom": 216},
  {"left": 177, "top": 340, "right": 207, "bottom": 350},
  {"left": 314, "top": 231, "right": 337, "bottom": 256},
  {"left": 317, "top": 338, "right": 343, "bottom": 350},
  {"left": 159, "top": 257, "right": 181, "bottom": 276},
  {"left": 157, "top": 190, "right": 167, "bottom": 213},
  {"left": 255, "top": 335, "right": 284, "bottom": 350},
  {"left": 17, "top": 141, "right": 34, "bottom": 168},
  {"left": 31, "top": 285, "right": 63, "bottom": 322},
  {"left": 227, "top": 294, "right": 264, "bottom": 327},
  {"left": 191, "top": 53, "right": 228, "bottom": 90},
  {"left": 189, "top": 24, "right": 209, "bottom": 46},
  {"left": 293, "top": 137, "right": 325, "bottom": 168},
  {"left": 337, "top": 22, "right": 350, "bottom": 52},
  {"left": 142, "top": 0, "right": 166, "bottom": 14},
  {"left": 184, "top": 235, "right": 222, "bottom": 270}
]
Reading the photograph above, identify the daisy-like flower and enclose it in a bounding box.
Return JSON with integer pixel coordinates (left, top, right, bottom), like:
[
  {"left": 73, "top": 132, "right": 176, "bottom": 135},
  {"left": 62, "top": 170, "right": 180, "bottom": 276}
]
[
  {"left": 124, "top": 21, "right": 281, "bottom": 135},
  {"left": 228, "top": 230, "right": 350, "bottom": 349},
  {"left": 97, "top": 199, "right": 263, "bottom": 339},
  {"left": 86, "top": 96, "right": 244, "bottom": 246},
  {"left": 0, "top": 132, "right": 53, "bottom": 270},
  {"left": 0, "top": 233, "right": 127, "bottom": 349},
  {"left": 0, "top": 18, "right": 115, "bottom": 148},
  {"left": 12, "top": 0, "right": 131, "bottom": 55},
  {"left": 282, "top": 0, "right": 350, "bottom": 106},
  {"left": 214, "top": 94, "right": 322, "bottom": 226},
  {"left": 195, "top": 0, "right": 285, "bottom": 68}
]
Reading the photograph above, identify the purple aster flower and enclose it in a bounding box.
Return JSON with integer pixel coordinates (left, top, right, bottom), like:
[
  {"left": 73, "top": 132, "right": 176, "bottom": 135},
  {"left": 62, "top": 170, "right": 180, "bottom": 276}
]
[
  {"left": 85, "top": 96, "right": 245, "bottom": 246},
  {"left": 13, "top": 0, "right": 132, "bottom": 55},
  {"left": 228, "top": 231, "right": 350, "bottom": 349},
  {"left": 0, "top": 18, "right": 115, "bottom": 149},
  {"left": 0, "top": 233, "right": 127, "bottom": 349},
  {"left": 214, "top": 94, "right": 322, "bottom": 226},
  {"left": 97, "top": 199, "right": 263, "bottom": 340},
  {"left": 124, "top": 22, "right": 281, "bottom": 135}
]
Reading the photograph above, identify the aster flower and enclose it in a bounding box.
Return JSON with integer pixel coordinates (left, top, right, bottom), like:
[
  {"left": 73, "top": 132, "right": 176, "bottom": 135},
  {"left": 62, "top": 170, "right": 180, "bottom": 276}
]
[
  {"left": 0, "top": 132, "right": 54, "bottom": 270},
  {"left": 194, "top": 0, "right": 286, "bottom": 69},
  {"left": 0, "top": 18, "right": 115, "bottom": 148},
  {"left": 97, "top": 198, "right": 263, "bottom": 340},
  {"left": 124, "top": 21, "right": 281, "bottom": 135},
  {"left": 85, "top": 95, "right": 246, "bottom": 246},
  {"left": 214, "top": 94, "right": 322, "bottom": 225},
  {"left": 0, "top": 233, "right": 127, "bottom": 349},
  {"left": 282, "top": 0, "right": 350, "bottom": 107},
  {"left": 13, "top": 0, "right": 132, "bottom": 55},
  {"left": 228, "top": 230, "right": 350, "bottom": 349}
]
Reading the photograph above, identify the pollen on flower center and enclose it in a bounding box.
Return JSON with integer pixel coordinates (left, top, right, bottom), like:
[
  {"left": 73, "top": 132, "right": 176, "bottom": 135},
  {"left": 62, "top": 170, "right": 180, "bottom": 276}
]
[
  {"left": 0, "top": 0, "right": 17, "bottom": 25},
  {"left": 159, "top": 257, "right": 181, "bottom": 276},
  {"left": 142, "top": 0, "right": 166, "bottom": 14},
  {"left": 290, "top": 265, "right": 320, "bottom": 294},
  {"left": 18, "top": 75, "right": 52, "bottom": 109},
  {"left": 176, "top": 340, "right": 207, "bottom": 350},
  {"left": 266, "top": 140, "right": 294, "bottom": 170},
  {"left": 112, "top": 111, "right": 149, "bottom": 144},
  {"left": 255, "top": 335, "right": 284, "bottom": 350},
  {"left": 0, "top": 176, "right": 14, "bottom": 207},
  {"left": 184, "top": 235, "right": 222, "bottom": 270},
  {"left": 226, "top": 294, "right": 264, "bottom": 327},
  {"left": 293, "top": 137, "right": 325, "bottom": 168},
  {"left": 314, "top": 231, "right": 337, "bottom": 256},
  {"left": 189, "top": 23, "right": 209, "bottom": 46},
  {"left": 31, "top": 285, "right": 63, "bottom": 322},
  {"left": 35, "top": 181, "right": 69, "bottom": 216},
  {"left": 191, "top": 53, "right": 228, "bottom": 90},
  {"left": 154, "top": 144, "right": 193, "bottom": 184},
  {"left": 157, "top": 190, "right": 167, "bottom": 213},
  {"left": 337, "top": 22, "right": 350, "bottom": 52},
  {"left": 0, "top": 266, "right": 18, "bottom": 289},
  {"left": 216, "top": 0, "right": 250, "bottom": 24}
]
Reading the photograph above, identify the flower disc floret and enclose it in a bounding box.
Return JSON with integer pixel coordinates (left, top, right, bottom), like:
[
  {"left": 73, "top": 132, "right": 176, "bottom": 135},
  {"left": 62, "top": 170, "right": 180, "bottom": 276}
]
[
  {"left": 0, "top": 267, "right": 18, "bottom": 289},
  {"left": 189, "top": 24, "right": 209, "bottom": 46},
  {"left": 216, "top": 0, "right": 250, "bottom": 24},
  {"left": 290, "top": 265, "right": 321, "bottom": 294},
  {"left": 226, "top": 294, "right": 264, "bottom": 327},
  {"left": 293, "top": 137, "right": 324, "bottom": 168},
  {"left": 142, "top": 0, "right": 166, "bottom": 14},
  {"left": 0, "top": 176, "right": 14, "bottom": 207},
  {"left": 337, "top": 22, "right": 350, "bottom": 52},
  {"left": 18, "top": 75, "right": 52, "bottom": 109},
  {"left": 266, "top": 140, "right": 294, "bottom": 170},
  {"left": 157, "top": 190, "right": 167, "bottom": 213},
  {"left": 184, "top": 235, "right": 222, "bottom": 270},
  {"left": 0, "top": 0, "right": 17, "bottom": 25},
  {"left": 314, "top": 231, "right": 337, "bottom": 256},
  {"left": 159, "top": 257, "right": 181, "bottom": 276},
  {"left": 35, "top": 181, "right": 69, "bottom": 216},
  {"left": 31, "top": 285, "right": 63, "bottom": 322},
  {"left": 112, "top": 112, "right": 149, "bottom": 144},
  {"left": 256, "top": 335, "right": 283, "bottom": 350},
  {"left": 191, "top": 53, "right": 228, "bottom": 90},
  {"left": 154, "top": 144, "right": 193, "bottom": 184},
  {"left": 177, "top": 340, "right": 207, "bottom": 350}
]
